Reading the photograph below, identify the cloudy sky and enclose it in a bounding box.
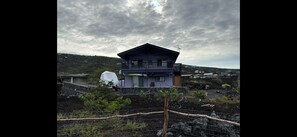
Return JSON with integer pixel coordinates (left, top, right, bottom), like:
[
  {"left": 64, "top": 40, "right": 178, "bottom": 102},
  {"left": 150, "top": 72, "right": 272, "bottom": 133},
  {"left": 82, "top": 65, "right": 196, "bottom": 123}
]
[{"left": 58, "top": 0, "right": 240, "bottom": 69}]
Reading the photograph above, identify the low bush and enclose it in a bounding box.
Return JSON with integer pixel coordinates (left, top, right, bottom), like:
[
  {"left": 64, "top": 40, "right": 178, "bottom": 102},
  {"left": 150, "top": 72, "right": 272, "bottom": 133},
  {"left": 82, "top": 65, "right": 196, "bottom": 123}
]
[{"left": 193, "top": 90, "right": 207, "bottom": 100}]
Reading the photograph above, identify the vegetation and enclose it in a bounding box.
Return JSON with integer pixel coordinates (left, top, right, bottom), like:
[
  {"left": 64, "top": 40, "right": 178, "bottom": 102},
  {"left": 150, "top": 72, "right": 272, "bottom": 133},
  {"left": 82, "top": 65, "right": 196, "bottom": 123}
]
[
  {"left": 139, "top": 90, "right": 147, "bottom": 98},
  {"left": 205, "top": 84, "right": 210, "bottom": 90},
  {"left": 57, "top": 53, "right": 240, "bottom": 136},
  {"left": 79, "top": 82, "right": 131, "bottom": 113},
  {"left": 221, "top": 83, "right": 231, "bottom": 90},
  {"left": 58, "top": 123, "right": 102, "bottom": 137},
  {"left": 155, "top": 88, "right": 183, "bottom": 137},
  {"left": 57, "top": 110, "right": 95, "bottom": 119},
  {"left": 155, "top": 88, "right": 183, "bottom": 101},
  {"left": 212, "top": 78, "right": 223, "bottom": 85},
  {"left": 58, "top": 82, "right": 147, "bottom": 136},
  {"left": 210, "top": 96, "right": 240, "bottom": 105},
  {"left": 57, "top": 53, "right": 122, "bottom": 74},
  {"left": 193, "top": 90, "right": 207, "bottom": 100},
  {"left": 124, "top": 120, "right": 147, "bottom": 131},
  {"left": 58, "top": 118, "right": 147, "bottom": 137},
  {"left": 236, "top": 86, "right": 240, "bottom": 93}
]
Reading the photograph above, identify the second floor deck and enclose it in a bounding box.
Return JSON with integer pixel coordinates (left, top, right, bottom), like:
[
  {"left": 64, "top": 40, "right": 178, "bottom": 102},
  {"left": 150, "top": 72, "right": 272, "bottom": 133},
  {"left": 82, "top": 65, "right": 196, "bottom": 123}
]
[{"left": 121, "top": 62, "right": 181, "bottom": 74}]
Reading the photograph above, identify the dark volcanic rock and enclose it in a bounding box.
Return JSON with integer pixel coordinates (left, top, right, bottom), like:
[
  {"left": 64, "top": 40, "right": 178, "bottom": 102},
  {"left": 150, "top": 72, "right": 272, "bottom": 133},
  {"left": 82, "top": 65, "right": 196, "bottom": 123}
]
[{"left": 157, "top": 117, "right": 240, "bottom": 137}]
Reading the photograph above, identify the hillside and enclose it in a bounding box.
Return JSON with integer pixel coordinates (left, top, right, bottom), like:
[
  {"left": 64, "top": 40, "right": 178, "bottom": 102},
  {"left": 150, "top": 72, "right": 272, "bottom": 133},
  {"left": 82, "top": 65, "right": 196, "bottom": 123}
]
[
  {"left": 57, "top": 53, "right": 122, "bottom": 74},
  {"left": 57, "top": 53, "right": 239, "bottom": 75},
  {"left": 181, "top": 65, "right": 239, "bottom": 75}
]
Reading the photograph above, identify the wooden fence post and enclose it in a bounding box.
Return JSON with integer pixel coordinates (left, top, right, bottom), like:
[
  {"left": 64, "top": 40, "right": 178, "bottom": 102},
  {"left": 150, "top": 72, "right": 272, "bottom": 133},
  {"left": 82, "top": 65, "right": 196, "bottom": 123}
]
[{"left": 162, "top": 96, "right": 169, "bottom": 137}]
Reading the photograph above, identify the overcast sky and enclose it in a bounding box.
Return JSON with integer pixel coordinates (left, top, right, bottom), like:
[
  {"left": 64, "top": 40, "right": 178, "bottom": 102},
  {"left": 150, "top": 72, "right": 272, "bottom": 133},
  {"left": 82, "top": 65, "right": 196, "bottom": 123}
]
[{"left": 58, "top": 0, "right": 240, "bottom": 69}]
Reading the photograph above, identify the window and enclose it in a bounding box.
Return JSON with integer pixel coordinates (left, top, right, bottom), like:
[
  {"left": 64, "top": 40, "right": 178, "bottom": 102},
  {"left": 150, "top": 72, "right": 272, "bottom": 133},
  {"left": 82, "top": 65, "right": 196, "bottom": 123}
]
[
  {"left": 148, "top": 60, "right": 153, "bottom": 68},
  {"left": 131, "top": 60, "right": 138, "bottom": 67},
  {"left": 138, "top": 60, "right": 143, "bottom": 67},
  {"left": 132, "top": 60, "right": 143, "bottom": 67},
  {"left": 157, "top": 59, "right": 162, "bottom": 67},
  {"left": 157, "top": 59, "right": 167, "bottom": 67},
  {"left": 162, "top": 60, "right": 167, "bottom": 67},
  {"left": 167, "top": 60, "right": 173, "bottom": 68},
  {"left": 156, "top": 76, "right": 165, "bottom": 82}
]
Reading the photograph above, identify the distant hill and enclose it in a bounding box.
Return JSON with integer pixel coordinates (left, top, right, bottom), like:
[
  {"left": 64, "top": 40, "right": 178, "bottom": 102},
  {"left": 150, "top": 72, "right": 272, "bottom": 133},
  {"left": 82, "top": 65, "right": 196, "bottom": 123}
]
[
  {"left": 181, "top": 65, "right": 239, "bottom": 74},
  {"left": 57, "top": 53, "right": 122, "bottom": 74},
  {"left": 57, "top": 53, "right": 239, "bottom": 75}
]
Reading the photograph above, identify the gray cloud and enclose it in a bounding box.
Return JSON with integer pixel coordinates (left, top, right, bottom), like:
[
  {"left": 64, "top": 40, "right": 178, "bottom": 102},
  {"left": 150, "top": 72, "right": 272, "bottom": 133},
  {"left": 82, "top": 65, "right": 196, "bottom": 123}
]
[{"left": 58, "top": 0, "right": 240, "bottom": 69}]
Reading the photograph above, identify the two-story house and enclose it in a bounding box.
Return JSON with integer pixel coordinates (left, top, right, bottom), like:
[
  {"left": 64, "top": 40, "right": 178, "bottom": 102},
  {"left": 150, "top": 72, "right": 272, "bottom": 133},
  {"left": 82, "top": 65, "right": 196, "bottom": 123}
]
[{"left": 117, "top": 43, "right": 181, "bottom": 88}]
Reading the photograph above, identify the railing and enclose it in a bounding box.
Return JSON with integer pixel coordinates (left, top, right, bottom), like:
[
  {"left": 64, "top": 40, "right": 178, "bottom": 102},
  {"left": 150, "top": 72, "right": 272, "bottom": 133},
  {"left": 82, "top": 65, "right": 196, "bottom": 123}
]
[
  {"left": 121, "top": 61, "right": 174, "bottom": 70},
  {"left": 121, "top": 62, "right": 182, "bottom": 74}
]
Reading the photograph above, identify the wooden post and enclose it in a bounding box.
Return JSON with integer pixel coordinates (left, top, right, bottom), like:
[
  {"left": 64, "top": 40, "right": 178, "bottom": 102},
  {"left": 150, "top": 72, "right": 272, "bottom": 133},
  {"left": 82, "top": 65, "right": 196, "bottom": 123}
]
[{"left": 162, "top": 96, "right": 169, "bottom": 137}]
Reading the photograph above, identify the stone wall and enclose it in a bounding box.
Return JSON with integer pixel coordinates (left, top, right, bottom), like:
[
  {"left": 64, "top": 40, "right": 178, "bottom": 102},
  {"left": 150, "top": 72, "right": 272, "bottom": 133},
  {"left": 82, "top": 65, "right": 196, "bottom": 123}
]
[
  {"left": 61, "top": 82, "right": 96, "bottom": 96},
  {"left": 118, "top": 87, "right": 188, "bottom": 96}
]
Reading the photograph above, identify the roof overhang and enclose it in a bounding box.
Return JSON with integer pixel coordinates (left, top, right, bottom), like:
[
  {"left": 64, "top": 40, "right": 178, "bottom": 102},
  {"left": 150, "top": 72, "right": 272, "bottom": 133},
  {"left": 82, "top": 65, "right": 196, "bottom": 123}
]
[{"left": 117, "top": 43, "right": 179, "bottom": 62}]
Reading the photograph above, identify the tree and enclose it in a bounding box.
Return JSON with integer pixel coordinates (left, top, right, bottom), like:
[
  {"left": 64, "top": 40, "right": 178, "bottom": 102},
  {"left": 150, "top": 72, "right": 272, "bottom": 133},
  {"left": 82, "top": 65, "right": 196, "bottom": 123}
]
[
  {"left": 156, "top": 88, "right": 183, "bottom": 137},
  {"left": 80, "top": 81, "right": 131, "bottom": 114}
]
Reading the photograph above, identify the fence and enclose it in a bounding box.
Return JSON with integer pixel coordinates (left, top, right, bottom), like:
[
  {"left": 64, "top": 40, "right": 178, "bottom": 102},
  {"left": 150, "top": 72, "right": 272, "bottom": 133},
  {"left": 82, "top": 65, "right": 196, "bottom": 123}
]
[{"left": 57, "top": 108, "right": 240, "bottom": 137}]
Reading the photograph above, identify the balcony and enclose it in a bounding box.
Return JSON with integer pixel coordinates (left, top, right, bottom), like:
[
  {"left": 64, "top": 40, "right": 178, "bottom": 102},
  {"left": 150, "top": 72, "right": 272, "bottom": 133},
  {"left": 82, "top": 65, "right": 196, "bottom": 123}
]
[{"left": 121, "top": 61, "right": 174, "bottom": 74}]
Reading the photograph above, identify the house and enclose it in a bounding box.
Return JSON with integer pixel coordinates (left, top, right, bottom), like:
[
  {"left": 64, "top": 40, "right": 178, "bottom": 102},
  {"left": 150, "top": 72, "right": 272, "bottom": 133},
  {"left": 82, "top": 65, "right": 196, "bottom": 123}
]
[
  {"left": 204, "top": 73, "right": 213, "bottom": 78},
  {"left": 117, "top": 43, "right": 181, "bottom": 88},
  {"left": 57, "top": 73, "right": 89, "bottom": 85},
  {"left": 181, "top": 74, "right": 193, "bottom": 78}
]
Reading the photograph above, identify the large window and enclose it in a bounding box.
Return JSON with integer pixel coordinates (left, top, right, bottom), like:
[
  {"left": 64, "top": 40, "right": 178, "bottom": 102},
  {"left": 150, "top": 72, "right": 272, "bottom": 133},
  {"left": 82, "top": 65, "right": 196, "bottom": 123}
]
[
  {"left": 157, "top": 59, "right": 167, "bottom": 67},
  {"left": 131, "top": 60, "right": 143, "bottom": 67},
  {"left": 162, "top": 60, "right": 167, "bottom": 67},
  {"left": 155, "top": 76, "right": 165, "bottom": 82},
  {"left": 138, "top": 60, "right": 143, "bottom": 67},
  {"left": 131, "top": 60, "right": 138, "bottom": 67},
  {"left": 157, "top": 59, "right": 162, "bottom": 67}
]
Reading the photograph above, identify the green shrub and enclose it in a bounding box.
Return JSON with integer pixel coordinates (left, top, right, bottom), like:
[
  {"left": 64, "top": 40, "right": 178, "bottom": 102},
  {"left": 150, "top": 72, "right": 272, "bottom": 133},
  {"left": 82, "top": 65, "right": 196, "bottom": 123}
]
[
  {"left": 155, "top": 88, "right": 183, "bottom": 101},
  {"left": 71, "top": 110, "right": 95, "bottom": 118},
  {"left": 80, "top": 83, "right": 131, "bottom": 113},
  {"left": 222, "top": 83, "right": 231, "bottom": 90},
  {"left": 124, "top": 120, "right": 147, "bottom": 131},
  {"left": 139, "top": 90, "right": 147, "bottom": 98},
  {"left": 236, "top": 86, "right": 240, "bottom": 93},
  {"left": 205, "top": 85, "right": 210, "bottom": 90},
  {"left": 57, "top": 110, "right": 96, "bottom": 119},
  {"left": 210, "top": 96, "right": 239, "bottom": 104},
  {"left": 58, "top": 123, "right": 102, "bottom": 137},
  {"left": 58, "top": 117, "right": 147, "bottom": 137},
  {"left": 100, "top": 117, "right": 123, "bottom": 130},
  {"left": 193, "top": 90, "right": 207, "bottom": 99},
  {"left": 57, "top": 113, "right": 64, "bottom": 119}
]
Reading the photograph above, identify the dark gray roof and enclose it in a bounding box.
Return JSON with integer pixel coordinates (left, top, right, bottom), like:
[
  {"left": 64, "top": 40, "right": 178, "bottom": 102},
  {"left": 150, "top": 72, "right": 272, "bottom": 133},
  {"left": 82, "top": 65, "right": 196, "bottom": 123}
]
[{"left": 117, "top": 43, "right": 179, "bottom": 62}]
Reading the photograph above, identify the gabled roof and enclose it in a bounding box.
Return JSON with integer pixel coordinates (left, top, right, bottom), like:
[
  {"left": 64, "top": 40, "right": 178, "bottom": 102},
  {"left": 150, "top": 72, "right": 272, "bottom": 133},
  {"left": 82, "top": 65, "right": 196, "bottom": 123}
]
[{"left": 117, "top": 43, "right": 179, "bottom": 61}]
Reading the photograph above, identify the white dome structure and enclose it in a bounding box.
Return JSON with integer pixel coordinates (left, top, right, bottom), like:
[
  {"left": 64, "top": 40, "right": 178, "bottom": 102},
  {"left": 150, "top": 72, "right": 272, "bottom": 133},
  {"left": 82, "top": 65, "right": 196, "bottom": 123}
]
[{"left": 100, "top": 71, "right": 119, "bottom": 86}]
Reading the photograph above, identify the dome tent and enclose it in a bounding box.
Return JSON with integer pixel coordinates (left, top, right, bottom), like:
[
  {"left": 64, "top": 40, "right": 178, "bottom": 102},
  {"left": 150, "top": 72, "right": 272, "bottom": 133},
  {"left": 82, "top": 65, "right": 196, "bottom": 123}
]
[{"left": 100, "top": 71, "right": 119, "bottom": 86}]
